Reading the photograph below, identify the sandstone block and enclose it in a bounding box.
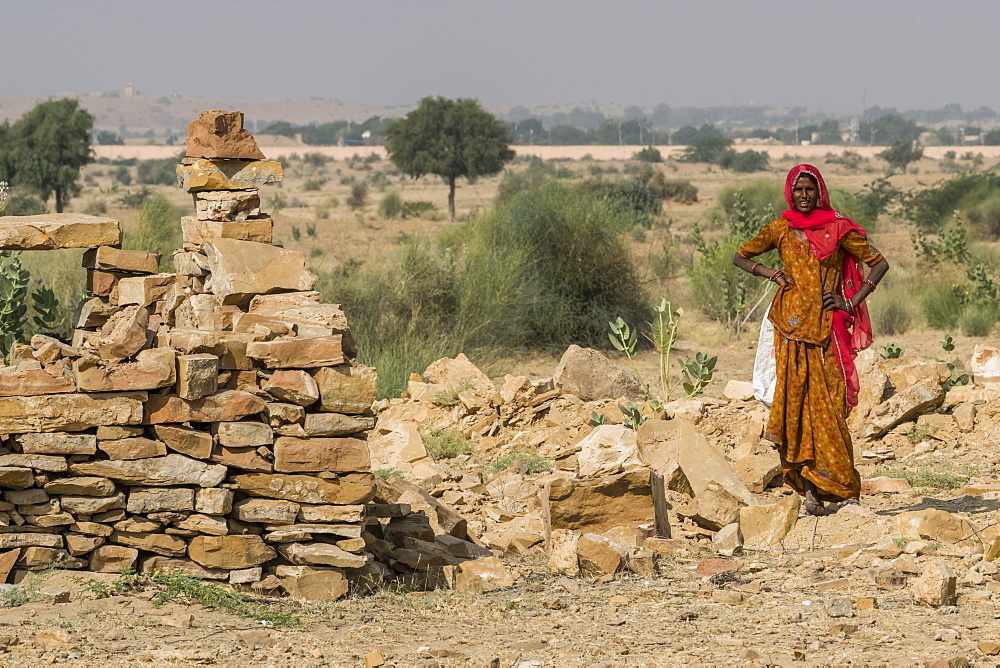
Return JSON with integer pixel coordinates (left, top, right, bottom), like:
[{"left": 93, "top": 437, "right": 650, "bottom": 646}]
[
  {"left": 862, "top": 378, "right": 945, "bottom": 439},
  {"left": 59, "top": 492, "right": 126, "bottom": 515},
  {"left": 175, "top": 514, "right": 229, "bottom": 536},
  {"left": 273, "top": 436, "right": 371, "bottom": 474},
  {"left": 280, "top": 569, "right": 349, "bottom": 601},
  {"left": 176, "top": 354, "right": 219, "bottom": 400},
  {"left": 0, "top": 468, "right": 33, "bottom": 489},
  {"left": 231, "top": 472, "right": 376, "bottom": 505},
  {"left": 144, "top": 390, "right": 265, "bottom": 424},
  {"left": 233, "top": 498, "right": 299, "bottom": 524},
  {"left": 972, "top": 343, "right": 1000, "bottom": 381},
  {"left": 297, "top": 504, "right": 366, "bottom": 523},
  {"left": 87, "top": 269, "right": 128, "bottom": 298},
  {"left": 676, "top": 419, "right": 753, "bottom": 505},
  {"left": 83, "top": 246, "right": 160, "bottom": 274},
  {"left": 117, "top": 273, "right": 176, "bottom": 308},
  {"left": 97, "top": 425, "right": 144, "bottom": 440},
  {"left": 862, "top": 476, "right": 912, "bottom": 494},
  {"left": 195, "top": 487, "right": 234, "bottom": 516},
  {"left": 313, "top": 365, "right": 377, "bottom": 413},
  {"left": 264, "top": 369, "right": 320, "bottom": 406},
  {"left": 97, "top": 305, "right": 149, "bottom": 362},
  {"left": 277, "top": 542, "right": 367, "bottom": 568},
  {"left": 112, "top": 531, "right": 187, "bottom": 556},
  {"left": 127, "top": 488, "right": 196, "bottom": 514},
  {"left": 733, "top": 451, "right": 782, "bottom": 494},
  {"left": 0, "top": 392, "right": 145, "bottom": 433},
  {"left": 70, "top": 454, "right": 227, "bottom": 487},
  {"left": 304, "top": 412, "right": 374, "bottom": 437},
  {"left": 554, "top": 344, "right": 645, "bottom": 401},
  {"left": 229, "top": 566, "right": 262, "bottom": 584},
  {"left": 18, "top": 547, "right": 71, "bottom": 569},
  {"left": 577, "top": 533, "right": 626, "bottom": 576},
  {"left": 181, "top": 215, "right": 273, "bottom": 245},
  {"left": 247, "top": 336, "right": 345, "bottom": 369},
  {"left": 188, "top": 535, "right": 276, "bottom": 569},
  {"left": 0, "top": 454, "right": 68, "bottom": 472},
  {"left": 740, "top": 494, "right": 800, "bottom": 549},
  {"left": 576, "top": 424, "right": 641, "bottom": 477},
  {"left": 213, "top": 420, "right": 274, "bottom": 448},
  {"left": 74, "top": 297, "right": 118, "bottom": 328},
  {"left": 166, "top": 330, "right": 255, "bottom": 370},
  {"left": 140, "top": 555, "right": 228, "bottom": 579},
  {"left": 65, "top": 534, "right": 104, "bottom": 556},
  {"left": 723, "top": 380, "right": 755, "bottom": 401},
  {"left": 75, "top": 348, "right": 176, "bottom": 392},
  {"left": 546, "top": 529, "right": 580, "bottom": 576},
  {"left": 264, "top": 402, "right": 306, "bottom": 429},
  {"left": 43, "top": 477, "right": 116, "bottom": 497},
  {"left": 680, "top": 481, "right": 748, "bottom": 531},
  {"left": 713, "top": 522, "right": 744, "bottom": 557},
  {"left": 17, "top": 433, "right": 96, "bottom": 455},
  {"left": 910, "top": 560, "right": 957, "bottom": 607},
  {"left": 98, "top": 436, "right": 167, "bottom": 460},
  {"left": 898, "top": 509, "right": 973, "bottom": 545},
  {"left": 193, "top": 190, "right": 261, "bottom": 221},
  {"left": 249, "top": 291, "right": 321, "bottom": 312},
  {"left": 210, "top": 444, "right": 273, "bottom": 472},
  {"left": 452, "top": 556, "right": 517, "bottom": 592},
  {"left": 0, "top": 214, "right": 121, "bottom": 250},
  {"left": 202, "top": 238, "right": 316, "bottom": 305},
  {"left": 89, "top": 545, "right": 139, "bottom": 572},
  {"left": 185, "top": 110, "right": 265, "bottom": 160},
  {"left": 177, "top": 158, "right": 283, "bottom": 191},
  {"left": 173, "top": 292, "right": 220, "bottom": 329},
  {"left": 153, "top": 424, "right": 213, "bottom": 459},
  {"left": 0, "top": 364, "right": 76, "bottom": 397},
  {"left": 635, "top": 419, "right": 691, "bottom": 493},
  {"left": 544, "top": 469, "right": 655, "bottom": 535},
  {"left": 0, "top": 533, "right": 63, "bottom": 549}
]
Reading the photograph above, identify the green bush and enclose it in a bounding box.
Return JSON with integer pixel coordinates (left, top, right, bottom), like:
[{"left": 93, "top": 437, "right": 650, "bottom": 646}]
[
  {"left": 123, "top": 194, "right": 182, "bottom": 272},
  {"left": 717, "top": 180, "right": 783, "bottom": 218},
  {"left": 486, "top": 450, "right": 553, "bottom": 477},
  {"left": 922, "top": 282, "right": 964, "bottom": 330},
  {"left": 401, "top": 200, "right": 440, "bottom": 219},
  {"left": 870, "top": 293, "right": 914, "bottom": 336},
  {"left": 347, "top": 182, "right": 369, "bottom": 209},
  {"left": 902, "top": 171, "right": 1000, "bottom": 234},
  {"left": 587, "top": 179, "right": 662, "bottom": 229},
  {"left": 960, "top": 305, "right": 998, "bottom": 337},
  {"left": 633, "top": 146, "right": 663, "bottom": 163},
  {"left": 378, "top": 192, "right": 403, "bottom": 219},
  {"left": 136, "top": 155, "right": 180, "bottom": 186},
  {"left": 303, "top": 178, "right": 326, "bottom": 191},
  {"left": 422, "top": 429, "right": 472, "bottom": 459}
]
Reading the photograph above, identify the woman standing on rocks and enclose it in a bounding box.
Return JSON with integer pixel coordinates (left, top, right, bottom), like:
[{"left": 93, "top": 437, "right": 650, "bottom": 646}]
[{"left": 732, "top": 164, "right": 889, "bottom": 516}]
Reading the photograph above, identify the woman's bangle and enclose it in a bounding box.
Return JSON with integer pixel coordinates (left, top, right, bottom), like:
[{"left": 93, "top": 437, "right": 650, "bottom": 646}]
[
  {"left": 862, "top": 279, "right": 877, "bottom": 292},
  {"left": 769, "top": 270, "right": 784, "bottom": 283},
  {"left": 750, "top": 262, "right": 762, "bottom": 277},
  {"left": 845, "top": 298, "right": 855, "bottom": 315}
]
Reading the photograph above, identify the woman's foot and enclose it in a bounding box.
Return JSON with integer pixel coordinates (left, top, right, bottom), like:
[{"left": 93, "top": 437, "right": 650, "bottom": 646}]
[
  {"left": 802, "top": 480, "right": 826, "bottom": 516},
  {"left": 826, "top": 498, "right": 860, "bottom": 514}
]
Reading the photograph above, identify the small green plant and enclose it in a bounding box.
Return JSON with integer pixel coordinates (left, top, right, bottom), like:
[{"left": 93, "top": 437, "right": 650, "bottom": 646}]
[
  {"left": 905, "top": 423, "right": 935, "bottom": 444},
  {"left": 376, "top": 467, "right": 407, "bottom": 480},
  {"left": 609, "top": 316, "right": 646, "bottom": 396},
  {"left": 679, "top": 352, "right": 717, "bottom": 398},
  {"left": 617, "top": 401, "right": 649, "bottom": 430},
  {"left": 881, "top": 342, "right": 904, "bottom": 359},
  {"left": 76, "top": 568, "right": 140, "bottom": 599},
  {"left": 431, "top": 378, "right": 475, "bottom": 406},
  {"left": 588, "top": 411, "right": 608, "bottom": 427},
  {"left": 0, "top": 251, "right": 31, "bottom": 359},
  {"left": 486, "top": 450, "right": 553, "bottom": 477},
  {"left": 937, "top": 334, "right": 970, "bottom": 392},
  {"left": 422, "top": 428, "right": 472, "bottom": 459},
  {"left": 0, "top": 586, "right": 28, "bottom": 608},
  {"left": 347, "top": 181, "right": 369, "bottom": 209},
  {"left": 266, "top": 192, "right": 288, "bottom": 214},
  {"left": 633, "top": 146, "right": 663, "bottom": 163},
  {"left": 378, "top": 191, "right": 403, "bottom": 219},
  {"left": 306, "top": 222, "right": 317, "bottom": 238},
  {"left": 892, "top": 538, "right": 909, "bottom": 548},
  {"left": 291, "top": 226, "right": 301, "bottom": 241},
  {"left": 148, "top": 573, "right": 300, "bottom": 626},
  {"left": 876, "top": 464, "right": 978, "bottom": 490},
  {"left": 646, "top": 298, "right": 683, "bottom": 399},
  {"left": 303, "top": 178, "right": 327, "bottom": 191}
]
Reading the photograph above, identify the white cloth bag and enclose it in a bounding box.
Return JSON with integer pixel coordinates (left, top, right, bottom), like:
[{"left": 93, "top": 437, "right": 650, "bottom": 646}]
[{"left": 752, "top": 304, "right": 776, "bottom": 407}]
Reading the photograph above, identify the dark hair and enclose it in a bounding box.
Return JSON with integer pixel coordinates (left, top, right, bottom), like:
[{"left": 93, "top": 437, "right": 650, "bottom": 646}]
[{"left": 796, "top": 172, "right": 818, "bottom": 186}]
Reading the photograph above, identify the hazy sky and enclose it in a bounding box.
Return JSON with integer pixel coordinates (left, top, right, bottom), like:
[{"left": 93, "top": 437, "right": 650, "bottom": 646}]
[{"left": 7, "top": 0, "right": 999, "bottom": 111}]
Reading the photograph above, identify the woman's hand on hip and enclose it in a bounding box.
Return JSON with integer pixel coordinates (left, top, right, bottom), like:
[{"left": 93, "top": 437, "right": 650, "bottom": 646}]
[{"left": 822, "top": 290, "right": 850, "bottom": 312}]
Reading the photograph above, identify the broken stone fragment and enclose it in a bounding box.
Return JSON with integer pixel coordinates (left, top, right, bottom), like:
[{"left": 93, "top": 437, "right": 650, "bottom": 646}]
[
  {"left": 59, "top": 492, "right": 126, "bottom": 515},
  {"left": 140, "top": 555, "right": 228, "bottom": 580},
  {"left": 193, "top": 190, "right": 262, "bottom": 221},
  {"left": 202, "top": 239, "right": 317, "bottom": 305},
  {"left": 166, "top": 330, "right": 256, "bottom": 371},
  {"left": 75, "top": 347, "right": 176, "bottom": 392},
  {"left": 861, "top": 378, "right": 945, "bottom": 439},
  {"left": 264, "top": 369, "right": 320, "bottom": 406},
  {"left": 70, "top": 453, "right": 227, "bottom": 487},
  {"left": 554, "top": 344, "right": 645, "bottom": 401},
  {"left": 909, "top": 560, "right": 957, "bottom": 607},
  {"left": 0, "top": 364, "right": 76, "bottom": 397},
  {"left": 73, "top": 297, "right": 119, "bottom": 328},
  {"left": 195, "top": 487, "right": 233, "bottom": 516},
  {"left": 576, "top": 424, "right": 641, "bottom": 477},
  {"left": 176, "top": 158, "right": 283, "bottom": 191},
  {"left": 897, "top": 509, "right": 972, "bottom": 545},
  {"left": 213, "top": 420, "right": 274, "bottom": 448},
  {"left": 210, "top": 444, "right": 273, "bottom": 472},
  {"left": 143, "top": 390, "right": 265, "bottom": 424},
  {"left": 87, "top": 269, "right": 129, "bottom": 298},
  {"left": 181, "top": 215, "right": 273, "bottom": 245},
  {"left": 577, "top": 533, "right": 626, "bottom": 576},
  {"left": 97, "top": 305, "right": 149, "bottom": 362},
  {"left": 111, "top": 530, "right": 187, "bottom": 557},
  {"left": 117, "top": 273, "right": 176, "bottom": 308},
  {"left": 304, "top": 412, "right": 374, "bottom": 437},
  {"left": 185, "top": 110, "right": 266, "bottom": 161},
  {"left": 152, "top": 424, "right": 213, "bottom": 459},
  {"left": 679, "top": 481, "right": 748, "bottom": 531},
  {"left": 43, "top": 477, "right": 116, "bottom": 497},
  {"left": 676, "top": 419, "right": 753, "bottom": 505},
  {"left": 83, "top": 246, "right": 161, "bottom": 274},
  {"left": 233, "top": 498, "right": 299, "bottom": 525},
  {"left": 313, "top": 364, "right": 377, "bottom": 413},
  {"left": 739, "top": 494, "right": 801, "bottom": 549},
  {"left": 273, "top": 436, "right": 371, "bottom": 474},
  {"left": 98, "top": 436, "right": 167, "bottom": 460},
  {"left": 246, "top": 336, "right": 345, "bottom": 369},
  {"left": 0, "top": 213, "right": 122, "bottom": 250},
  {"left": 89, "top": 545, "right": 139, "bottom": 573},
  {"left": 176, "top": 353, "right": 219, "bottom": 400},
  {"left": 544, "top": 469, "right": 656, "bottom": 535}
]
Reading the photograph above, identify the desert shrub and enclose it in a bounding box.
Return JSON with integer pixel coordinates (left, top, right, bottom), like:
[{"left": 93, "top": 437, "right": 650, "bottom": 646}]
[
  {"left": 2, "top": 190, "right": 47, "bottom": 215},
  {"left": 339, "top": 175, "right": 355, "bottom": 185},
  {"left": 378, "top": 192, "right": 403, "bottom": 219},
  {"left": 136, "top": 155, "right": 180, "bottom": 186},
  {"left": 114, "top": 165, "right": 132, "bottom": 186},
  {"left": 870, "top": 293, "right": 914, "bottom": 336},
  {"left": 82, "top": 199, "right": 108, "bottom": 216},
  {"left": 633, "top": 146, "right": 663, "bottom": 163},
  {"left": 123, "top": 194, "right": 182, "bottom": 272},
  {"left": 401, "top": 200, "right": 440, "bottom": 219},
  {"left": 303, "top": 178, "right": 326, "bottom": 191},
  {"left": 922, "top": 282, "right": 963, "bottom": 330},
  {"left": 368, "top": 171, "right": 390, "bottom": 191},
  {"left": 301, "top": 152, "right": 330, "bottom": 167},
  {"left": 422, "top": 429, "right": 472, "bottom": 459},
  {"left": 960, "top": 305, "right": 998, "bottom": 337},
  {"left": 720, "top": 149, "right": 770, "bottom": 173},
  {"left": 586, "top": 179, "right": 662, "bottom": 229},
  {"left": 486, "top": 450, "right": 553, "bottom": 477},
  {"left": 717, "top": 180, "right": 783, "bottom": 217},
  {"left": 902, "top": 171, "right": 1000, "bottom": 234},
  {"left": 347, "top": 182, "right": 369, "bottom": 209}
]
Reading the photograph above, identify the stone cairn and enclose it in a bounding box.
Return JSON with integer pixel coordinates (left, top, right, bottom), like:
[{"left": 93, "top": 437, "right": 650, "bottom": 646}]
[{"left": 0, "top": 111, "right": 498, "bottom": 601}]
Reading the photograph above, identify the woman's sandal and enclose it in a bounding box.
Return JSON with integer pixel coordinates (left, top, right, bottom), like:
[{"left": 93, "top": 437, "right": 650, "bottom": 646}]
[{"left": 802, "top": 497, "right": 826, "bottom": 516}]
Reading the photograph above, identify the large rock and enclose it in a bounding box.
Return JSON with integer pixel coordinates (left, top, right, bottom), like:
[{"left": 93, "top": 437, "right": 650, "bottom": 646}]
[
  {"left": 675, "top": 419, "right": 753, "bottom": 505},
  {"left": 144, "top": 390, "right": 265, "bottom": 424},
  {"left": 89, "top": 546, "right": 139, "bottom": 573},
  {"left": 733, "top": 451, "right": 783, "bottom": 494},
  {"left": 280, "top": 568, "right": 349, "bottom": 601},
  {"left": 152, "top": 424, "right": 213, "bottom": 459},
  {"left": 176, "top": 158, "right": 283, "bottom": 192},
  {"left": 188, "top": 535, "right": 276, "bottom": 569},
  {"left": 635, "top": 419, "right": 691, "bottom": 493},
  {"left": 972, "top": 344, "right": 1000, "bottom": 382},
  {"left": 182, "top": 216, "right": 273, "bottom": 245},
  {"left": 276, "top": 542, "right": 366, "bottom": 568},
  {"left": 313, "top": 365, "right": 377, "bottom": 413},
  {"left": 97, "top": 305, "right": 149, "bottom": 362},
  {"left": 246, "top": 336, "right": 345, "bottom": 369},
  {"left": 679, "top": 481, "right": 748, "bottom": 531},
  {"left": 0, "top": 364, "right": 76, "bottom": 397},
  {"left": 185, "top": 110, "right": 266, "bottom": 161},
  {"left": 70, "top": 454, "right": 227, "bottom": 487},
  {"left": 305, "top": 413, "right": 375, "bottom": 437},
  {"left": 553, "top": 345, "right": 645, "bottom": 401},
  {"left": 75, "top": 348, "right": 176, "bottom": 392},
  {"left": 861, "top": 378, "right": 946, "bottom": 439},
  {"left": 203, "top": 239, "right": 317, "bottom": 305},
  {"left": 576, "top": 424, "right": 641, "bottom": 477},
  {"left": 117, "top": 274, "right": 176, "bottom": 307},
  {"left": 739, "top": 494, "right": 800, "bottom": 549},
  {"left": 16, "top": 433, "right": 96, "bottom": 455},
  {"left": 0, "top": 214, "right": 121, "bottom": 250},
  {"left": 546, "top": 529, "right": 580, "bottom": 576},
  {"left": 909, "top": 561, "right": 957, "bottom": 607},
  {"left": 543, "top": 469, "right": 655, "bottom": 536},
  {"left": 193, "top": 190, "right": 262, "bottom": 222},
  {"left": 576, "top": 533, "right": 627, "bottom": 576},
  {"left": 230, "top": 473, "right": 376, "bottom": 504},
  {"left": 264, "top": 370, "right": 320, "bottom": 406},
  {"left": 0, "top": 392, "right": 146, "bottom": 433},
  {"left": 898, "top": 509, "right": 973, "bottom": 545},
  {"left": 273, "top": 436, "right": 371, "bottom": 473}
]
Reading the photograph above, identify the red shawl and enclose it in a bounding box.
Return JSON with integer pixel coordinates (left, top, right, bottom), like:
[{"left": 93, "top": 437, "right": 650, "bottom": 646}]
[{"left": 783, "top": 164, "right": 873, "bottom": 410}]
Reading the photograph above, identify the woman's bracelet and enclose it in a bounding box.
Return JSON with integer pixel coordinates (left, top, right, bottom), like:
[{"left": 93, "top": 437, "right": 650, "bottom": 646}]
[
  {"left": 845, "top": 298, "right": 855, "bottom": 315},
  {"left": 769, "top": 270, "right": 784, "bottom": 283},
  {"left": 750, "top": 262, "right": 762, "bottom": 277},
  {"left": 862, "top": 279, "right": 877, "bottom": 292}
]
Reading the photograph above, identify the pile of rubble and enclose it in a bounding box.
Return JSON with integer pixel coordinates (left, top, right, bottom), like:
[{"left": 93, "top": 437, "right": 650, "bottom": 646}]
[
  {"left": 372, "top": 340, "right": 1000, "bottom": 603},
  {"left": 0, "top": 111, "right": 500, "bottom": 601}
]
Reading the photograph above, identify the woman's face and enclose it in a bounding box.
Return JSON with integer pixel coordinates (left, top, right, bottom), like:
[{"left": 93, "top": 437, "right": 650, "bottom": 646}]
[{"left": 791, "top": 175, "right": 820, "bottom": 214}]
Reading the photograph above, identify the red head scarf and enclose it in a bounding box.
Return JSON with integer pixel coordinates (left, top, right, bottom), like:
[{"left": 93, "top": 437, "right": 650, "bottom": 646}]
[{"left": 783, "top": 164, "right": 873, "bottom": 411}]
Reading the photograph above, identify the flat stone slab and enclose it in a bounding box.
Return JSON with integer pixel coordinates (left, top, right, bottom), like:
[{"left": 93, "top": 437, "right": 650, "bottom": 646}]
[
  {"left": 177, "top": 159, "right": 283, "bottom": 191},
  {"left": 0, "top": 214, "right": 121, "bottom": 250},
  {"left": 0, "top": 392, "right": 147, "bottom": 433}
]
